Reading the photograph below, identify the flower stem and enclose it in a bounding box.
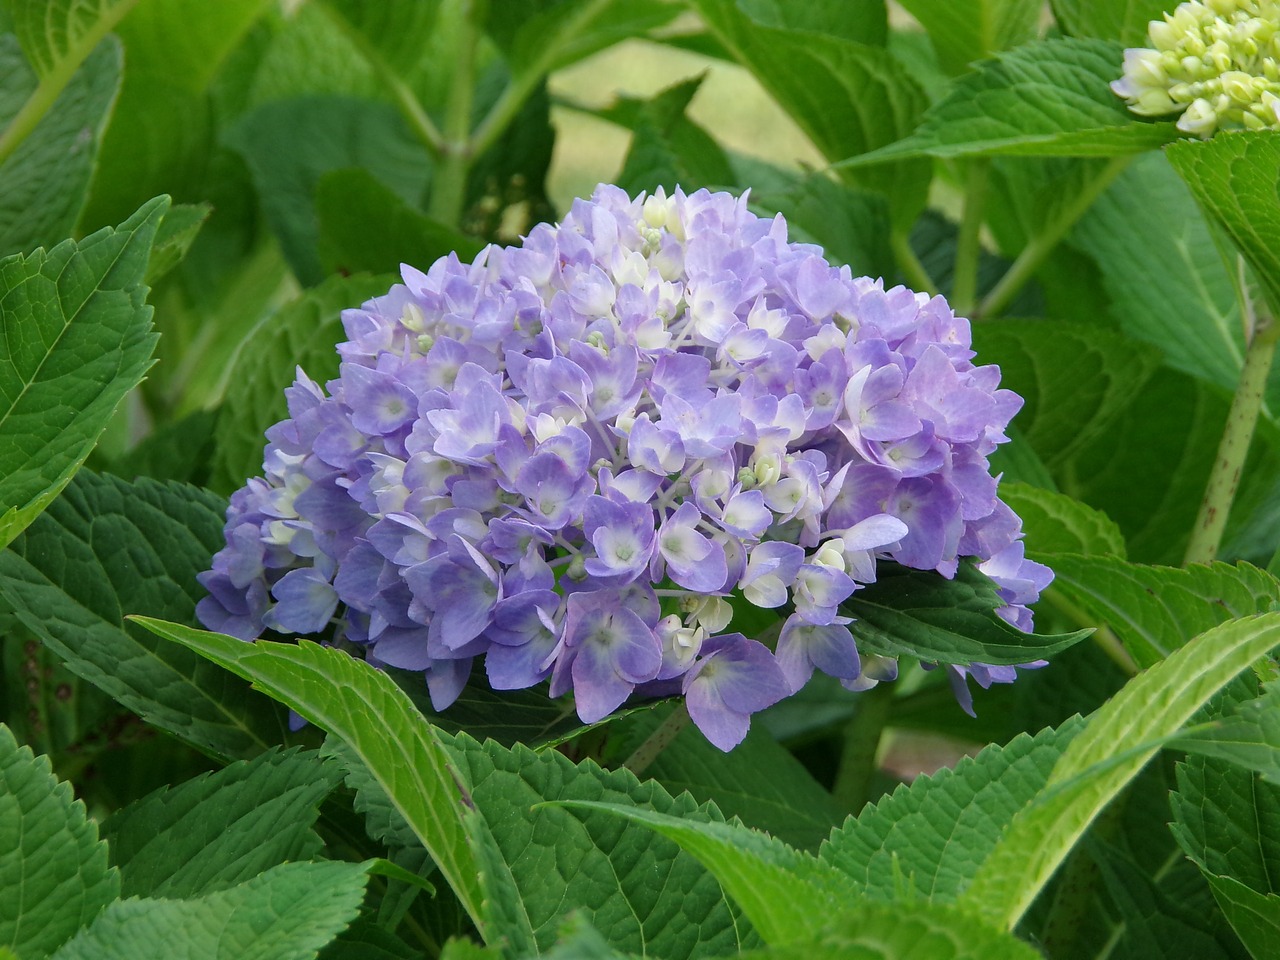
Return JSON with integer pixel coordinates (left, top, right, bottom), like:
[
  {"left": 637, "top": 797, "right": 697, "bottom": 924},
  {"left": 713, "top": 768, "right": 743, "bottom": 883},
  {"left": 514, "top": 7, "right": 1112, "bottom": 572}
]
[
  {"left": 624, "top": 702, "right": 691, "bottom": 777},
  {"left": 975, "top": 155, "right": 1131, "bottom": 321},
  {"left": 426, "top": 0, "right": 480, "bottom": 228},
  {"left": 1183, "top": 303, "right": 1279, "bottom": 566},
  {"left": 832, "top": 681, "right": 896, "bottom": 813},
  {"left": 890, "top": 228, "right": 938, "bottom": 297},
  {"left": 950, "top": 159, "right": 990, "bottom": 317}
]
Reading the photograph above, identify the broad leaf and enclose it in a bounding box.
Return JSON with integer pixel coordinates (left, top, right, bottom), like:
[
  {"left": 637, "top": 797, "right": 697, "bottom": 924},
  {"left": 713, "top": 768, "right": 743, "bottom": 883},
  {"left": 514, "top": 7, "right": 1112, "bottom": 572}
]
[
  {"left": 843, "top": 562, "right": 1091, "bottom": 665},
  {"left": 554, "top": 799, "right": 852, "bottom": 946},
  {"left": 976, "top": 319, "right": 1164, "bottom": 471},
  {"left": 0, "top": 723, "right": 118, "bottom": 959},
  {"left": 961, "top": 613, "right": 1280, "bottom": 930},
  {"left": 0, "top": 36, "right": 119, "bottom": 257},
  {"left": 1173, "top": 682, "right": 1280, "bottom": 784},
  {"left": 0, "top": 471, "right": 291, "bottom": 759},
  {"left": 820, "top": 718, "right": 1084, "bottom": 901},
  {"left": 615, "top": 76, "right": 736, "bottom": 197},
  {"left": 997, "top": 483, "right": 1126, "bottom": 557},
  {"left": 212, "top": 272, "right": 392, "bottom": 492},
  {"left": 144, "top": 203, "right": 210, "bottom": 284},
  {"left": 0, "top": 196, "right": 165, "bottom": 549},
  {"left": 1040, "top": 554, "right": 1280, "bottom": 668},
  {"left": 1051, "top": 0, "right": 1179, "bottom": 46},
  {"left": 130, "top": 622, "right": 495, "bottom": 946},
  {"left": 734, "top": 0, "right": 887, "bottom": 45},
  {"left": 103, "top": 747, "right": 343, "bottom": 898},
  {"left": 895, "top": 0, "right": 1041, "bottom": 75},
  {"left": 1166, "top": 132, "right": 1280, "bottom": 315},
  {"left": 224, "top": 96, "right": 431, "bottom": 285},
  {"left": 1205, "top": 875, "right": 1280, "bottom": 960},
  {"left": 840, "top": 39, "right": 1177, "bottom": 166},
  {"left": 7, "top": 0, "right": 135, "bottom": 77},
  {"left": 316, "top": 0, "right": 442, "bottom": 78},
  {"left": 50, "top": 860, "right": 371, "bottom": 960}
]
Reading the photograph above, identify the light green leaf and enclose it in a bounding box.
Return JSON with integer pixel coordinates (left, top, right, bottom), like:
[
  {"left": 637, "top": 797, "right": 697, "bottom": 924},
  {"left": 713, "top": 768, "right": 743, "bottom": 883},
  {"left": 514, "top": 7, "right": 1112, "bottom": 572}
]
[
  {"left": 732, "top": 901, "right": 1043, "bottom": 959},
  {"left": 49, "top": 860, "right": 370, "bottom": 960},
  {"left": 614, "top": 704, "right": 843, "bottom": 851},
  {"left": 103, "top": 747, "right": 343, "bottom": 898},
  {"left": 0, "top": 723, "right": 119, "bottom": 960},
  {"left": 997, "top": 482, "right": 1126, "bottom": 557},
  {"left": 129, "top": 622, "right": 495, "bottom": 946},
  {"left": 896, "top": 0, "right": 1042, "bottom": 75},
  {"left": 844, "top": 562, "right": 1091, "bottom": 665},
  {"left": 0, "top": 195, "right": 164, "bottom": 550},
  {"left": 960, "top": 613, "right": 1280, "bottom": 930},
  {"left": 1071, "top": 152, "right": 1245, "bottom": 397},
  {"left": 689, "top": 0, "right": 929, "bottom": 226},
  {"left": 1051, "top": 0, "right": 1175, "bottom": 46},
  {"left": 0, "top": 471, "right": 291, "bottom": 759},
  {"left": 1039, "top": 554, "right": 1280, "bottom": 668},
  {"left": 554, "top": 799, "right": 852, "bottom": 946},
  {"left": 0, "top": 35, "right": 119, "bottom": 257},
  {"left": 446, "top": 733, "right": 761, "bottom": 957},
  {"left": 316, "top": 168, "right": 483, "bottom": 279},
  {"left": 212, "top": 272, "right": 392, "bottom": 492},
  {"left": 820, "top": 718, "right": 1084, "bottom": 901},
  {"left": 7, "top": 0, "right": 135, "bottom": 77},
  {"left": 840, "top": 39, "right": 1177, "bottom": 166},
  {"left": 1166, "top": 132, "right": 1280, "bottom": 315},
  {"left": 975, "top": 319, "right": 1165, "bottom": 471},
  {"left": 1205, "top": 875, "right": 1280, "bottom": 960},
  {"left": 224, "top": 96, "right": 431, "bottom": 285}
]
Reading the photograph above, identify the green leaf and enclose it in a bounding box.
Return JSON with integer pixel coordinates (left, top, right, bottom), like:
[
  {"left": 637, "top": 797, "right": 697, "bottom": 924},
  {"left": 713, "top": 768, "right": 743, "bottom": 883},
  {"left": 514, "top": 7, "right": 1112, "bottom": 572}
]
[
  {"left": 49, "top": 860, "right": 371, "bottom": 960},
  {"left": 1166, "top": 132, "right": 1280, "bottom": 315},
  {"left": 615, "top": 75, "right": 736, "bottom": 197},
  {"left": 144, "top": 202, "right": 210, "bottom": 284},
  {"left": 0, "top": 471, "right": 292, "bottom": 759},
  {"left": 895, "top": 0, "right": 1042, "bottom": 75},
  {"left": 843, "top": 562, "right": 1091, "bottom": 665},
  {"left": 212, "top": 272, "right": 392, "bottom": 492},
  {"left": 446, "top": 733, "right": 762, "bottom": 957},
  {"left": 1173, "top": 682, "right": 1280, "bottom": 784},
  {"left": 1204, "top": 875, "right": 1280, "bottom": 960},
  {"left": 839, "top": 39, "right": 1177, "bottom": 167},
  {"left": 0, "top": 723, "right": 119, "bottom": 959},
  {"left": 129, "top": 623, "right": 495, "bottom": 945},
  {"left": 732, "top": 901, "right": 1043, "bottom": 959},
  {"left": 1051, "top": 0, "right": 1173, "bottom": 46},
  {"left": 7, "top": 0, "right": 135, "bottom": 77},
  {"left": 553, "top": 799, "right": 853, "bottom": 946},
  {"left": 819, "top": 718, "right": 1084, "bottom": 900},
  {"left": 689, "top": 0, "right": 930, "bottom": 226},
  {"left": 483, "top": 0, "right": 679, "bottom": 77},
  {"left": 315, "top": 0, "right": 441, "bottom": 78},
  {"left": 103, "top": 747, "right": 343, "bottom": 898},
  {"left": 976, "top": 319, "right": 1165, "bottom": 471},
  {"left": 316, "top": 168, "right": 483, "bottom": 279},
  {"left": 224, "top": 96, "right": 431, "bottom": 285},
  {"left": 1039, "top": 554, "right": 1280, "bottom": 668},
  {"left": 0, "top": 195, "right": 164, "bottom": 549},
  {"left": 101, "top": 408, "right": 218, "bottom": 486},
  {"left": 0, "top": 36, "right": 120, "bottom": 257},
  {"left": 752, "top": 174, "right": 893, "bottom": 281},
  {"left": 997, "top": 482, "right": 1126, "bottom": 557},
  {"left": 1071, "top": 152, "right": 1246, "bottom": 398},
  {"left": 614, "top": 704, "right": 844, "bottom": 851},
  {"left": 960, "top": 613, "right": 1280, "bottom": 930},
  {"left": 734, "top": 0, "right": 887, "bottom": 46}
]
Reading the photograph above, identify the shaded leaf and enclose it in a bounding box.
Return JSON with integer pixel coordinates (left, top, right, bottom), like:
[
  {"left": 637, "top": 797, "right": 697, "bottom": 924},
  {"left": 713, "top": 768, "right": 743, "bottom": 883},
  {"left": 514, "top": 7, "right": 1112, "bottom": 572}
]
[
  {"left": 1051, "top": 0, "right": 1180, "bottom": 46},
  {"left": 998, "top": 482, "right": 1126, "bottom": 557},
  {"left": 896, "top": 0, "right": 1042, "bottom": 75},
  {"left": 615, "top": 75, "right": 735, "bottom": 197}
]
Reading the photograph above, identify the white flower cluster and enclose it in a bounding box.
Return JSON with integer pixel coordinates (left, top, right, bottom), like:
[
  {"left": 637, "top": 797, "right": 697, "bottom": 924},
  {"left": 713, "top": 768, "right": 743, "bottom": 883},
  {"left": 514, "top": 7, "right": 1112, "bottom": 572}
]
[{"left": 1112, "top": 0, "right": 1280, "bottom": 136}]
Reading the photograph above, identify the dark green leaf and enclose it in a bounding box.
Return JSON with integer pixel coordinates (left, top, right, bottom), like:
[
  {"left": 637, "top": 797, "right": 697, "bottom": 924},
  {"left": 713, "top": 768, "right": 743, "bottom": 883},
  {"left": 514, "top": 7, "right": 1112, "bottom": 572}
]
[
  {"left": 0, "top": 36, "right": 120, "bottom": 257},
  {"left": 103, "top": 747, "right": 343, "bottom": 898},
  {"left": 896, "top": 0, "right": 1042, "bottom": 75},
  {"left": 317, "top": 0, "right": 442, "bottom": 77},
  {"left": 7, "top": 0, "right": 134, "bottom": 77},
  {"left": 1051, "top": 0, "right": 1174, "bottom": 46},
  {"left": 0, "top": 471, "right": 291, "bottom": 759},
  {"left": 0, "top": 196, "right": 165, "bottom": 549},
  {"left": 615, "top": 75, "right": 735, "bottom": 197},
  {"left": 840, "top": 39, "right": 1177, "bottom": 166},
  {"left": 0, "top": 723, "right": 119, "bottom": 959},
  {"left": 144, "top": 203, "right": 210, "bottom": 284},
  {"left": 1205, "top": 875, "right": 1280, "bottom": 960},
  {"left": 998, "top": 482, "right": 1126, "bottom": 557},
  {"left": 844, "top": 562, "right": 1091, "bottom": 665}
]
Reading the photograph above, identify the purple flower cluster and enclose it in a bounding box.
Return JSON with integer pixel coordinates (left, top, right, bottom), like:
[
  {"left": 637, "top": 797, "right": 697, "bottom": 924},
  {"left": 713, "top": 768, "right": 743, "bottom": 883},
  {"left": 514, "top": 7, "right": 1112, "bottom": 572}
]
[{"left": 198, "top": 185, "right": 1051, "bottom": 750}]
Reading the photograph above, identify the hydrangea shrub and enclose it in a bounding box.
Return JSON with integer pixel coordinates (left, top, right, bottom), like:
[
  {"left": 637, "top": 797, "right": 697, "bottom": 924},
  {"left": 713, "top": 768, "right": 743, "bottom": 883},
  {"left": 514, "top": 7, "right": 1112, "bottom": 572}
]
[{"left": 198, "top": 185, "right": 1048, "bottom": 750}]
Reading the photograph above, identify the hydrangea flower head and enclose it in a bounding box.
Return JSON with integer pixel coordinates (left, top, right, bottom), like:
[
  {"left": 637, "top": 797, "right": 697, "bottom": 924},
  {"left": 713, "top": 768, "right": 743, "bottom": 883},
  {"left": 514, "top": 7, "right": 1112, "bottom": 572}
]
[
  {"left": 198, "top": 184, "right": 1050, "bottom": 750},
  {"left": 1112, "top": 0, "right": 1280, "bottom": 136}
]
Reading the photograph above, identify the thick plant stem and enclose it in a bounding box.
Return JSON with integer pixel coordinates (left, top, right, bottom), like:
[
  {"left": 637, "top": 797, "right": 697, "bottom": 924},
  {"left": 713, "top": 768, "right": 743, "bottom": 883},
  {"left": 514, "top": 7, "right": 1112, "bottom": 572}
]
[
  {"left": 0, "top": 0, "right": 139, "bottom": 167},
  {"left": 1184, "top": 312, "right": 1280, "bottom": 566},
  {"left": 427, "top": 0, "right": 479, "bottom": 228},
  {"left": 891, "top": 229, "right": 938, "bottom": 297},
  {"left": 832, "top": 682, "right": 896, "bottom": 814},
  {"left": 976, "top": 155, "right": 1131, "bottom": 320},
  {"left": 624, "top": 703, "right": 691, "bottom": 777},
  {"left": 950, "top": 159, "right": 990, "bottom": 317}
]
